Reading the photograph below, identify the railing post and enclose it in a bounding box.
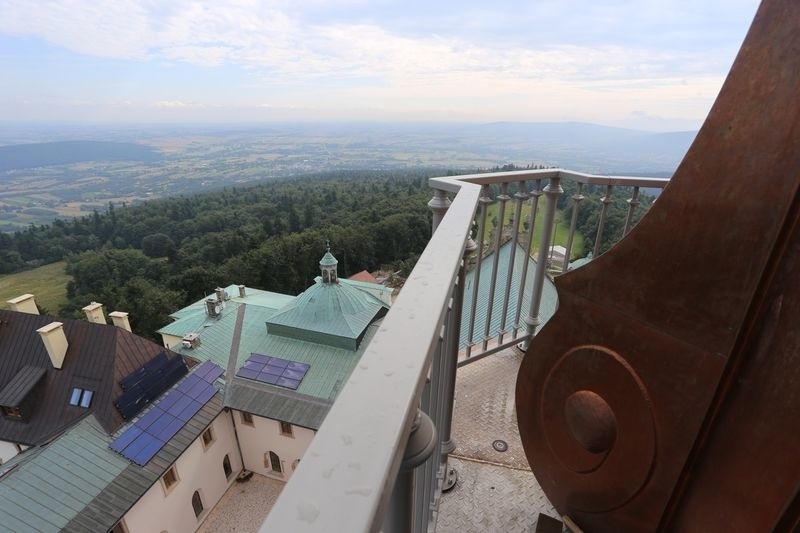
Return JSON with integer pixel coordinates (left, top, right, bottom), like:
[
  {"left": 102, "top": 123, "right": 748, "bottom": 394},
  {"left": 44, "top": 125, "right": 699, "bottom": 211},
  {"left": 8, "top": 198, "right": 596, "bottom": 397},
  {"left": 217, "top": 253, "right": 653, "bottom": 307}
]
[
  {"left": 523, "top": 176, "right": 563, "bottom": 349},
  {"left": 498, "top": 181, "right": 528, "bottom": 343},
  {"left": 464, "top": 185, "right": 492, "bottom": 359},
  {"left": 482, "top": 182, "right": 510, "bottom": 351},
  {"left": 383, "top": 410, "right": 437, "bottom": 533},
  {"left": 428, "top": 189, "right": 451, "bottom": 234},
  {"left": 593, "top": 184, "right": 614, "bottom": 257},
  {"left": 624, "top": 186, "right": 640, "bottom": 235},
  {"left": 438, "top": 236, "right": 475, "bottom": 491},
  {"left": 514, "top": 179, "right": 542, "bottom": 339},
  {"left": 562, "top": 182, "right": 584, "bottom": 273}
]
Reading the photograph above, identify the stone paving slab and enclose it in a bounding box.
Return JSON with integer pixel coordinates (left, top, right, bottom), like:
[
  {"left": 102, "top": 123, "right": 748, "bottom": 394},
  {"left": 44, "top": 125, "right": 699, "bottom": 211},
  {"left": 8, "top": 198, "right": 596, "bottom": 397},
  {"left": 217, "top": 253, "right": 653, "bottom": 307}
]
[{"left": 197, "top": 474, "right": 284, "bottom": 533}]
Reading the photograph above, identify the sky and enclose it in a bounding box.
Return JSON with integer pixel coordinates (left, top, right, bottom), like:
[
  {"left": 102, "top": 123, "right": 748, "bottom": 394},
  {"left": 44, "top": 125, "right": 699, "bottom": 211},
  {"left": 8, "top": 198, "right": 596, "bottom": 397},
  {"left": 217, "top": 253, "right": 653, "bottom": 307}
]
[{"left": 0, "top": 0, "right": 761, "bottom": 130}]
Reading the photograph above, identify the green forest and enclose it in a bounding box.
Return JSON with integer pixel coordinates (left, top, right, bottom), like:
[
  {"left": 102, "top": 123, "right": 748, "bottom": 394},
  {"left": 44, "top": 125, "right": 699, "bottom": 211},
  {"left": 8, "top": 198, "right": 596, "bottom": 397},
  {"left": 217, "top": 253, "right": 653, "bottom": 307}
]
[{"left": 0, "top": 169, "right": 652, "bottom": 339}]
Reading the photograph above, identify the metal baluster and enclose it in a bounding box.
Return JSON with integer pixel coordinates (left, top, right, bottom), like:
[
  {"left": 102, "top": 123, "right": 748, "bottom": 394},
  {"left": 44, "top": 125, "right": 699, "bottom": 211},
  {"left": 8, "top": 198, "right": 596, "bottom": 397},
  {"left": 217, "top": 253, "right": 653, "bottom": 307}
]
[
  {"left": 464, "top": 185, "right": 492, "bottom": 359},
  {"left": 623, "top": 186, "right": 640, "bottom": 235},
  {"left": 523, "top": 176, "right": 563, "bottom": 348},
  {"left": 482, "top": 183, "right": 510, "bottom": 351},
  {"left": 498, "top": 181, "right": 527, "bottom": 344},
  {"left": 514, "top": 179, "right": 542, "bottom": 340},
  {"left": 593, "top": 184, "right": 614, "bottom": 257},
  {"left": 562, "top": 182, "right": 585, "bottom": 273}
]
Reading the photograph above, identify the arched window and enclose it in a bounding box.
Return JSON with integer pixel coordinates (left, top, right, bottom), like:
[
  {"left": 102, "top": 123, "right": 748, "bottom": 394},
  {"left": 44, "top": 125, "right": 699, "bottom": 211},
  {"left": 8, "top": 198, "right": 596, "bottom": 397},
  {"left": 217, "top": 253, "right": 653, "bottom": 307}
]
[
  {"left": 322, "top": 270, "right": 329, "bottom": 283},
  {"left": 223, "top": 454, "right": 232, "bottom": 479},
  {"left": 269, "top": 451, "right": 282, "bottom": 474},
  {"left": 192, "top": 490, "right": 204, "bottom": 518}
]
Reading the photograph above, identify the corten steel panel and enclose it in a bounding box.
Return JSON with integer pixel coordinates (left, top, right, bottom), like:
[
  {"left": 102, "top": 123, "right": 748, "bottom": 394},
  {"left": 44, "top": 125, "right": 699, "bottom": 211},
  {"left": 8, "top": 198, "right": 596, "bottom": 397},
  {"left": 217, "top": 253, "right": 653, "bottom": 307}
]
[{"left": 516, "top": 0, "right": 800, "bottom": 530}]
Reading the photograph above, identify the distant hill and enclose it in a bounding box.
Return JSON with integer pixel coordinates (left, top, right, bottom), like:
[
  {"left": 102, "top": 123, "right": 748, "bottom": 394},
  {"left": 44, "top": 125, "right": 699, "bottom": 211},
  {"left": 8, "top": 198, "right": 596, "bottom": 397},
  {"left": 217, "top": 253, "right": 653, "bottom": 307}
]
[
  {"left": 0, "top": 141, "right": 163, "bottom": 171},
  {"left": 464, "top": 122, "right": 696, "bottom": 174}
]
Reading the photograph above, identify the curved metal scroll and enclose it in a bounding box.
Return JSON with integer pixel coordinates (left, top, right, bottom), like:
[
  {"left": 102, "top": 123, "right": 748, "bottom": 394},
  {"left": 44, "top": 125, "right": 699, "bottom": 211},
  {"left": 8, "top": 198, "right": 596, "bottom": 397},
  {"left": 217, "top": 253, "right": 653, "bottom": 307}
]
[{"left": 516, "top": 0, "right": 800, "bottom": 530}]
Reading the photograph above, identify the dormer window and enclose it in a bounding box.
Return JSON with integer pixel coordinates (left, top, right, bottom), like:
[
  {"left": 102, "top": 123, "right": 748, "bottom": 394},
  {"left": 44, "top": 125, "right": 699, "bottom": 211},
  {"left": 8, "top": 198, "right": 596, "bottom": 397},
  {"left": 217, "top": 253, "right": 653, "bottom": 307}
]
[
  {"left": 69, "top": 388, "right": 94, "bottom": 408},
  {"left": 1, "top": 406, "right": 21, "bottom": 419}
]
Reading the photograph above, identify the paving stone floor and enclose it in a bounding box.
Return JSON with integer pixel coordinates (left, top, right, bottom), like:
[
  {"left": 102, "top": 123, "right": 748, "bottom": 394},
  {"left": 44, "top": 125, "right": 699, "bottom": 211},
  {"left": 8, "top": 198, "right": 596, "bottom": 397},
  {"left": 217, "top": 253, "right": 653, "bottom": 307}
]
[
  {"left": 197, "top": 474, "right": 284, "bottom": 533},
  {"left": 437, "top": 347, "right": 559, "bottom": 532}
]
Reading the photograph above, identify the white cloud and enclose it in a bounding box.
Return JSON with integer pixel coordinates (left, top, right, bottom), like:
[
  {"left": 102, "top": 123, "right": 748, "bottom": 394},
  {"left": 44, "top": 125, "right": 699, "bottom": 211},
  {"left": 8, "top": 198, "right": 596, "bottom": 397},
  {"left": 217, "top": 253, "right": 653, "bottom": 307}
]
[{"left": 153, "top": 100, "right": 187, "bottom": 108}]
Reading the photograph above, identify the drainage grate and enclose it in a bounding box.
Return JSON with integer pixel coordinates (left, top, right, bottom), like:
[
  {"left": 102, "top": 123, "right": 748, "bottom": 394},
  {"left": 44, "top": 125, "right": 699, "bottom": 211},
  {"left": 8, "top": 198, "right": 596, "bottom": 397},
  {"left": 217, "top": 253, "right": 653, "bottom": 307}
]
[{"left": 492, "top": 439, "right": 509, "bottom": 452}]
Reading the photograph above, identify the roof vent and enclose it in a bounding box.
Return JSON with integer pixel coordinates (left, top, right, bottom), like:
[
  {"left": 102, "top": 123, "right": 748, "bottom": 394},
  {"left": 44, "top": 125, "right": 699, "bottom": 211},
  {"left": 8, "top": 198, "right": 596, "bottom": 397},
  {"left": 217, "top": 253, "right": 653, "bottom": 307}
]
[
  {"left": 215, "top": 287, "right": 230, "bottom": 302},
  {"left": 182, "top": 332, "right": 201, "bottom": 349},
  {"left": 238, "top": 285, "right": 246, "bottom": 298},
  {"left": 7, "top": 294, "right": 38, "bottom": 315},
  {"left": 205, "top": 298, "right": 222, "bottom": 318}
]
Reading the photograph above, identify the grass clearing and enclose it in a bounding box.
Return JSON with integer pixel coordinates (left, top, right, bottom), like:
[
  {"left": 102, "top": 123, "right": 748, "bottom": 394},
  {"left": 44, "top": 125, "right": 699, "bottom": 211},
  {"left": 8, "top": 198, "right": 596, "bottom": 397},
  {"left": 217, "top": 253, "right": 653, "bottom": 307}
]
[
  {"left": 482, "top": 200, "right": 586, "bottom": 259},
  {"left": 0, "top": 261, "right": 70, "bottom": 314}
]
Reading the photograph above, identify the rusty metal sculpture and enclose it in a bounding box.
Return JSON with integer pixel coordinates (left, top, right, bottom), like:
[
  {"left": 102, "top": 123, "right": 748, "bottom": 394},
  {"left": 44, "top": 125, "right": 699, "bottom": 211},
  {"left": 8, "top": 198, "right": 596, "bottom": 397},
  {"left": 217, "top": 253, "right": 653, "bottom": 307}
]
[{"left": 516, "top": 0, "right": 800, "bottom": 530}]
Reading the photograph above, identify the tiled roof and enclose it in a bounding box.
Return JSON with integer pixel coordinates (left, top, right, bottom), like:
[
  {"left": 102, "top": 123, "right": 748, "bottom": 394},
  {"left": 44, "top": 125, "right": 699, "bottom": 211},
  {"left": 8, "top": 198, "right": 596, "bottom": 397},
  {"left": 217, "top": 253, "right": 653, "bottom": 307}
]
[
  {"left": 460, "top": 242, "right": 559, "bottom": 348},
  {"left": 0, "top": 310, "right": 179, "bottom": 446},
  {"left": 348, "top": 270, "right": 380, "bottom": 284}
]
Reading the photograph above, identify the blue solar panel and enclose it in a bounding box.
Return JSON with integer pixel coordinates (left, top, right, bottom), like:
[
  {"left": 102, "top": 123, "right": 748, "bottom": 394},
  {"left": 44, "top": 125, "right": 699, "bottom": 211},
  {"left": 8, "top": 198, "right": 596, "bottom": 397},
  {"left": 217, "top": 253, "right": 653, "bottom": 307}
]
[
  {"left": 109, "top": 362, "right": 223, "bottom": 466},
  {"left": 235, "top": 353, "right": 310, "bottom": 390}
]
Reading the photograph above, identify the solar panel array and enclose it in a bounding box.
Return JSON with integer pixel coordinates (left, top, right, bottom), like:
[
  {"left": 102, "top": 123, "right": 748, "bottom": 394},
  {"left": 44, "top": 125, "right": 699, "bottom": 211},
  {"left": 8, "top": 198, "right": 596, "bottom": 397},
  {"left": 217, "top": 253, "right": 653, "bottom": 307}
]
[
  {"left": 110, "top": 361, "right": 224, "bottom": 466},
  {"left": 235, "top": 353, "right": 310, "bottom": 390},
  {"left": 115, "top": 352, "right": 189, "bottom": 420}
]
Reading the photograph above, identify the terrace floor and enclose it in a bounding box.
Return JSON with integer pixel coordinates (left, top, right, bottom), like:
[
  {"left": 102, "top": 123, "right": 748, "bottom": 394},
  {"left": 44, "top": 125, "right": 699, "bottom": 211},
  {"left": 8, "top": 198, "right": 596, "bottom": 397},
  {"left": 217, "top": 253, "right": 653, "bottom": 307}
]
[
  {"left": 437, "top": 347, "right": 558, "bottom": 532},
  {"left": 197, "top": 347, "right": 555, "bottom": 532}
]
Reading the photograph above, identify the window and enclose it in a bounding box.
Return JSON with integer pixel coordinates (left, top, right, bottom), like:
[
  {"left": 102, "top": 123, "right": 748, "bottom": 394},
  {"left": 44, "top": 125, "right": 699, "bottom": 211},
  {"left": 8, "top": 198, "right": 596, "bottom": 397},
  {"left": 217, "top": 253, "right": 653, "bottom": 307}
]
[
  {"left": 1, "top": 406, "right": 21, "bottom": 419},
  {"left": 192, "top": 490, "right": 204, "bottom": 518},
  {"left": 69, "top": 388, "right": 93, "bottom": 408},
  {"left": 223, "top": 454, "right": 233, "bottom": 479},
  {"left": 240, "top": 411, "right": 254, "bottom": 426},
  {"left": 279, "top": 421, "right": 293, "bottom": 437},
  {"left": 161, "top": 466, "right": 179, "bottom": 492},
  {"left": 268, "top": 451, "right": 282, "bottom": 474},
  {"left": 201, "top": 427, "right": 214, "bottom": 449}
]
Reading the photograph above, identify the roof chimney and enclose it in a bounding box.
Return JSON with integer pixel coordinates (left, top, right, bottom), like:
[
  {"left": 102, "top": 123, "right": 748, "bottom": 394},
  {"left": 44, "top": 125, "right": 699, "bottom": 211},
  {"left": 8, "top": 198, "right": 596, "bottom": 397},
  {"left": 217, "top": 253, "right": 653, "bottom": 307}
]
[
  {"left": 238, "top": 285, "right": 246, "bottom": 298},
  {"left": 7, "top": 294, "right": 38, "bottom": 315},
  {"left": 206, "top": 298, "right": 221, "bottom": 318},
  {"left": 215, "top": 287, "right": 227, "bottom": 302},
  {"left": 82, "top": 302, "right": 107, "bottom": 325},
  {"left": 36, "top": 322, "right": 68, "bottom": 369},
  {"left": 109, "top": 311, "right": 131, "bottom": 332}
]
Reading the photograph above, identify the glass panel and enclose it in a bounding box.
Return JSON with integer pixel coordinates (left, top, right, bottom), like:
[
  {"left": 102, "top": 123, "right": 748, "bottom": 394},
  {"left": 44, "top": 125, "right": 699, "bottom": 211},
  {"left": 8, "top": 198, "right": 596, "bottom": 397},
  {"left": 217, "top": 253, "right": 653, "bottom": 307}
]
[
  {"left": 79, "top": 390, "right": 93, "bottom": 408},
  {"left": 69, "top": 388, "right": 82, "bottom": 406}
]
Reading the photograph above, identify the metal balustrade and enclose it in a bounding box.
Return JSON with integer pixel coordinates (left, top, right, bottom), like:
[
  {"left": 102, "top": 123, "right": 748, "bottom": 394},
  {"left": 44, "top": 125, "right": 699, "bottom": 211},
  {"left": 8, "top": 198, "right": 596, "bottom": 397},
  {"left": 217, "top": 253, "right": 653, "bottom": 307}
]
[{"left": 261, "top": 169, "right": 668, "bottom": 533}]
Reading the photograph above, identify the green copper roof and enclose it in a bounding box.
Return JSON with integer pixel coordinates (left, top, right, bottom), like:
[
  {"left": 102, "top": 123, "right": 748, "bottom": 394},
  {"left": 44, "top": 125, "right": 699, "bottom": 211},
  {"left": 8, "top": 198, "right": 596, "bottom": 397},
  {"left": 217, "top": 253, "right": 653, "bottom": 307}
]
[
  {"left": 460, "top": 241, "right": 558, "bottom": 348},
  {"left": 266, "top": 280, "right": 388, "bottom": 350},
  {"left": 319, "top": 251, "right": 338, "bottom": 267}
]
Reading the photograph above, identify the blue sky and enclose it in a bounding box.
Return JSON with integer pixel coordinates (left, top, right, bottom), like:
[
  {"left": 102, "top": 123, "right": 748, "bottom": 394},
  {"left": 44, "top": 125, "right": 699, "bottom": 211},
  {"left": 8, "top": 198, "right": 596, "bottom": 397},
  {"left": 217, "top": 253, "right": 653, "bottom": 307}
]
[{"left": 0, "top": 0, "right": 760, "bottom": 130}]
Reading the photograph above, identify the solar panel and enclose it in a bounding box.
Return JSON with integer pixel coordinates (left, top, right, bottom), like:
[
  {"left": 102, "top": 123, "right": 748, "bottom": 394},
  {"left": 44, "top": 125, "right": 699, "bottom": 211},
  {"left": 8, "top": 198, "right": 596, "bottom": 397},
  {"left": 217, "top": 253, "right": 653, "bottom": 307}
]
[
  {"left": 109, "top": 362, "right": 223, "bottom": 466},
  {"left": 115, "top": 353, "right": 188, "bottom": 420},
  {"left": 235, "top": 353, "right": 310, "bottom": 390}
]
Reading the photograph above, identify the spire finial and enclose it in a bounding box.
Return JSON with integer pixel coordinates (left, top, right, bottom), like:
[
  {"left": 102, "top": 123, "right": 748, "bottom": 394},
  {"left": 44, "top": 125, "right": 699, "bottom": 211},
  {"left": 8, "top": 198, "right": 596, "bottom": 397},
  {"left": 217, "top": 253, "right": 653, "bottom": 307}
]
[{"left": 326, "top": 239, "right": 331, "bottom": 252}]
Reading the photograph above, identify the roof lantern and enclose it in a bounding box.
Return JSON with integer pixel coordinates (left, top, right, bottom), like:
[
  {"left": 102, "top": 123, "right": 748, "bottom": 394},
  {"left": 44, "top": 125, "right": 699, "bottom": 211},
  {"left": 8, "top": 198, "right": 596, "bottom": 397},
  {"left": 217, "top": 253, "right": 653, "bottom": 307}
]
[{"left": 320, "top": 241, "right": 339, "bottom": 284}]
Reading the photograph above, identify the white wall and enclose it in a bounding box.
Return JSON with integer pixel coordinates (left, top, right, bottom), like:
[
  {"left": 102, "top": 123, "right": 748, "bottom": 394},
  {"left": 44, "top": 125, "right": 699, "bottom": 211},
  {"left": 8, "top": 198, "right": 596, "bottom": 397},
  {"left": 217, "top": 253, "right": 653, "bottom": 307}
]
[
  {"left": 0, "top": 441, "right": 25, "bottom": 464},
  {"left": 161, "top": 334, "right": 183, "bottom": 349},
  {"left": 234, "top": 411, "right": 314, "bottom": 482},
  {"left": 122, "top": 411, "right": 243, "bottom": 533}
]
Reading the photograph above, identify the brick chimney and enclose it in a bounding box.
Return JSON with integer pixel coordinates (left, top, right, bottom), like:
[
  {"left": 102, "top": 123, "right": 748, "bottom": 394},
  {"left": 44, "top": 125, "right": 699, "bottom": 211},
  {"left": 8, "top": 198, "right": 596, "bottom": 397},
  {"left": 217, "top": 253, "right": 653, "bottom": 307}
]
[
  {"left": 7, "top": 294, "right": 38, "bottom": 315},
  {"left": 109, "top": 311, "right": 131, "bottom": 332},
  {"left": 36, "top": 322, "right": 69, "bottom": 369},
  {"left": 82, "top": 302, "right": 107, "bottom": 325}
]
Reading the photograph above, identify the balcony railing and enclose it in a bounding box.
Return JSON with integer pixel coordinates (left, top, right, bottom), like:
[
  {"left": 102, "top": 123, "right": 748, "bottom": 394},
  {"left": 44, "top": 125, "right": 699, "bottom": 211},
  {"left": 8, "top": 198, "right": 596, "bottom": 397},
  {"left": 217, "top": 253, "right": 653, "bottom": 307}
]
[{"left": 261, "top": 169, "right": 669, "bottom": 532}]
